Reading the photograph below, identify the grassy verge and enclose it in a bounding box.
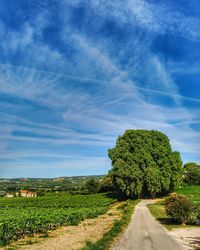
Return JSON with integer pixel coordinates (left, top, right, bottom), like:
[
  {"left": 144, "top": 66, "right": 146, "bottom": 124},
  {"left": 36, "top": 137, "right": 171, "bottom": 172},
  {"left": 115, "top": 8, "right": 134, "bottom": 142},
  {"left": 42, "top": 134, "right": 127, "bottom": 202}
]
[
  {"left": 81, "top": 199, "right": 140, "bottom": 250},
  {"left": 175, "top": 185, "right": 200, "bottom": 208},
  {"left": 148, "top": 200, "right": 198, "bottom": 230}
]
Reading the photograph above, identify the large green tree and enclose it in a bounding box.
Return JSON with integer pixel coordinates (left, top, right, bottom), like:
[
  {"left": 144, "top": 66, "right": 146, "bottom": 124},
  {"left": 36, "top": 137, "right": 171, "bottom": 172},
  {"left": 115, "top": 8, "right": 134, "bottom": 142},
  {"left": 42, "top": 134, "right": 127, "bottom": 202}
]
[{"left": 108, "top": 130, "right": 183, "bottom": 198}]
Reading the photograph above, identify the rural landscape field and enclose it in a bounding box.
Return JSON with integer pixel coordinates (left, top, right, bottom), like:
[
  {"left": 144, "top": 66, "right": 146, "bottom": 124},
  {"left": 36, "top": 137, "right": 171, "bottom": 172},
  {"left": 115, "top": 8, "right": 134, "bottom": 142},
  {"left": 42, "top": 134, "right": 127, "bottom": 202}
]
[
  {"left": 0, "top": 172, "right": 200, "bottom": 249},
  {"left": 0, "top": 0, "right": 200, "bottom": 250},
  {"left": 0, "top": 192, "right": 116, "bottom": 245}
]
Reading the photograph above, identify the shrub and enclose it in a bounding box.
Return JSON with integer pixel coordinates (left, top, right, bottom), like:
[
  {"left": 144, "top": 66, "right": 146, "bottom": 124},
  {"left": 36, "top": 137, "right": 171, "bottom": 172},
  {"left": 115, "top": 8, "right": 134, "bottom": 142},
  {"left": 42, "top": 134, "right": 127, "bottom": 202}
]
[
  {"left": 85, "top": 179, "right": 99, "bottom": 194},
  {"left": 165, "top": 194, "right": 194, "bottom": 224},
  {"left": 183, "top": 162, "right": 200, "bottom": 185},
  {"left": 197, "top": 210, "right": 200, "bottom": 225}
]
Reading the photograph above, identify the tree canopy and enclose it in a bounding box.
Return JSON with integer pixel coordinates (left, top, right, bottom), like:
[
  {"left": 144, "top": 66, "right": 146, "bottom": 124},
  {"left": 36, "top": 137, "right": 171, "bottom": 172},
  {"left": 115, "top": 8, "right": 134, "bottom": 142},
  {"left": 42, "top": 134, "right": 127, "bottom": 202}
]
[
  {"left": 85, "top": 179, "right": 99, "bottom": 194},
  {"left": 183, "top": 162, "right": 200, "bottom": 185},
  {"left": 108, "top": 130, "right": 183, "bottom": 198},
  {"left": 98, "top": 176, "right": 113, "bottom": 193}
]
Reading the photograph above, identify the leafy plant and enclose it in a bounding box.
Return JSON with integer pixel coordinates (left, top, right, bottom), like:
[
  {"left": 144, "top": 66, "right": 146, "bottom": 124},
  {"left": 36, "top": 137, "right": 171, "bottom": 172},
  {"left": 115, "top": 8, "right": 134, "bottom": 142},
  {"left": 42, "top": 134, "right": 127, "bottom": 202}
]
[
  {"left": 0, "top": 193, "right": 116, "bottom": 245},
  {"left": 183, "top": 162, "right": 200, "bottom": 185},
  {"left": 165, "top": 194, "right": 195, "bottom": 224}
]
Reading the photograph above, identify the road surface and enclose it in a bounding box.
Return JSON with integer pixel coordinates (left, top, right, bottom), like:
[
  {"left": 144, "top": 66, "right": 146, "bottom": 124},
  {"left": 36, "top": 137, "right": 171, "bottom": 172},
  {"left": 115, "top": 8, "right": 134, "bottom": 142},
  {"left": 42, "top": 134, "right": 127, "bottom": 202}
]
[{"left": 113, "top": 200, "right": 185, "bottom": 250}]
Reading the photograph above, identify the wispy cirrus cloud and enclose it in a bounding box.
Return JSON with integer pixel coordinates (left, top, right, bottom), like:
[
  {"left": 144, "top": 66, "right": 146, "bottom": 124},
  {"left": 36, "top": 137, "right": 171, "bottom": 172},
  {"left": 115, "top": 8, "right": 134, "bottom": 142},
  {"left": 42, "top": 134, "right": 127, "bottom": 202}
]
[
  {"left": 0, "top": 0, "right": 199, "bottom": 177},
  {"left": 71, "top": 0, "right": 200, "bottom": 41}
]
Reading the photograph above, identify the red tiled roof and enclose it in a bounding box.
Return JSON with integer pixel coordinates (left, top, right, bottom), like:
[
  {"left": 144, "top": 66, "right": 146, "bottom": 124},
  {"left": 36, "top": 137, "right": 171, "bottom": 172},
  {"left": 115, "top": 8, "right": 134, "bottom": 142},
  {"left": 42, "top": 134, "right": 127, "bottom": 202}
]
[{"left": 20, "top": 190, "right": 29, "bottom": 193}]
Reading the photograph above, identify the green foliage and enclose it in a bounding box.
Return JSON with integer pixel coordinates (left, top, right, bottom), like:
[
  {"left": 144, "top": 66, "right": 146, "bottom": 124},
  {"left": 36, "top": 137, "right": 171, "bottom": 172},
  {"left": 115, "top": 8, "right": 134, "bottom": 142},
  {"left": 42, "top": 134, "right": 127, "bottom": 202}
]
[
  {"left": 184, "top": 162, "right": 198, "bottom": 168},
  {"left": 148, "top": 201, "right": 192, "bottom": 230},
  {"left": 145, "top": 166, "right": 162, "bottom": 198},
  {"left": 0, "top": 193, "right": 116, "bottom": 245},
  {"left": 176, "top": 185, "right": 200, "bottom": 208},
  {"left": 36, "top": 189, "right": 45, "bottom": 197},
  {"left": 98, "top": 176, "right": 113, "bottom": 193},
  {"left": 85, "top": 179, "right": 99, "bottom": 194},
  {"left": 149, "top": 186, "right": 200, "bottom": 229},
  {"left": 183, "top": 162, "right": 200, "bottom": 185},
  {"left": 0, "top": 191, "right": 6, "bottom": 197},
  {"left": 108, "top": 130, "right": 183, "bottom": 198},
  {"left": 165, "top": 194, "right": 196, "bottom": 224},
  {"left": 0, "top": 175, "right": 105, "bottom": 194}
]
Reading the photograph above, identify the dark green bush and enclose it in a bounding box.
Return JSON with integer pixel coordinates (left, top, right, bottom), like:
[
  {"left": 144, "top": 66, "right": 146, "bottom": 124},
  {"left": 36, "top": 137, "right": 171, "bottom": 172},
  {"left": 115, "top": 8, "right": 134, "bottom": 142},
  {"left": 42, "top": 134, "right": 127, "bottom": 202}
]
[
  {"left": 183, "top": 162, "right": 200, "bottom": 185},
  {"left": 85, "top": 179, "right": 99, "bottom": 194},
  {"left": 165, "top": 194, "right": 194, "bottom": 224},
  {"left": 196, "top": 209, "right": 200, "bottom": 225}
]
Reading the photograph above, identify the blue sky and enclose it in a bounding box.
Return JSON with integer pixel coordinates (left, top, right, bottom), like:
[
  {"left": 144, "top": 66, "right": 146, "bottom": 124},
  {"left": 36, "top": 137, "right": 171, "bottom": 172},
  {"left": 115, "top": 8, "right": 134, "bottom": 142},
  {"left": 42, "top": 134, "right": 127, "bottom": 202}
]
[{"left": 0, "top": 0, "right": 200, "bottom": 178}]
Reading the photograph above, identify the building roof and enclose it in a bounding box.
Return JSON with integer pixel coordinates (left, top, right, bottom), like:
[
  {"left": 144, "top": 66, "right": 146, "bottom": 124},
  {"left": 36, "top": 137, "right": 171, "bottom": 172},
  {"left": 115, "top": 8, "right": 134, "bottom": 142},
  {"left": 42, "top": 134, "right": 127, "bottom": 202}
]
[
  {"left": 20, "top": 190, "right": 35, "bottom": 194},
  {"left": 20, "top": 190, "right": 29, "bottom": 193}
]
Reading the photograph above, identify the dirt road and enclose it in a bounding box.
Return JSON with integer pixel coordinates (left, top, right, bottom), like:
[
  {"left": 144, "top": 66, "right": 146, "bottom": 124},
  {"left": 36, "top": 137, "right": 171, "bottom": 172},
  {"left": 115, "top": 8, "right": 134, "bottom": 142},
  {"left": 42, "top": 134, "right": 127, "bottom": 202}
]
[
  {"left": 113, "top": 200, "right": 185, "bottom": 250},
  {"left": 11, "top": 203, "right": 122, "bottom": 250}
]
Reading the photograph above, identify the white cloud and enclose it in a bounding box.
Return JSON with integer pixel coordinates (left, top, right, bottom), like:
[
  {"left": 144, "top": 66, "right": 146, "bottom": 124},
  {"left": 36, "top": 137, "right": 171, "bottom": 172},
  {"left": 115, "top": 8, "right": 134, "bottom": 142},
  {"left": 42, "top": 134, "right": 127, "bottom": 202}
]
[
  {"left": 0, "top": 64, "right": 90, "bottom": 109},
  {"left": 0, "top": 0, "right": 199, "bottom": 176},
  {"left": 85, "top": 0, "right": 200, "bottom": 41}
]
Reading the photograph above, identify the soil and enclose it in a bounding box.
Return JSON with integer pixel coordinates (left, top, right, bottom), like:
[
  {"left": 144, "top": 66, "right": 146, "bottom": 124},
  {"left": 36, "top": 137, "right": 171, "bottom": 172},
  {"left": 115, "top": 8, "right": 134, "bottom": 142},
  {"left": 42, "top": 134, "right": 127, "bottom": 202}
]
[
  {"left": 6, "top": 202, "right": 123, "bottom": 250},
  {"left": 169, "top": 227, "right": 200, "bottom": 250}
]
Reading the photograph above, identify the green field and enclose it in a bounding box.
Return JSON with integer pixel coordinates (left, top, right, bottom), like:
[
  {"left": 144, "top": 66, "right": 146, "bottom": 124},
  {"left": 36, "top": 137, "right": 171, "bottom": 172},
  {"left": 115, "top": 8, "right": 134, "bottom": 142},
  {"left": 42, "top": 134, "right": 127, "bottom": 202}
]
[
  {"left": 0, "top": 193, "right": 116, "bottom": 245},
  {"left": 175, "top": 185, "right": 200, "bottom": 207}
]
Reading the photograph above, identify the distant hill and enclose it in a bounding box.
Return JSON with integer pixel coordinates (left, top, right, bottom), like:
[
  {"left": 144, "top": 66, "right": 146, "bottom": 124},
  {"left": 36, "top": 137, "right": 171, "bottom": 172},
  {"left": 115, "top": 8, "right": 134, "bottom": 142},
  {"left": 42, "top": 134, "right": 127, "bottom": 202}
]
[{"left": 0, "top": 175, "right": 105, "bottom": 193}]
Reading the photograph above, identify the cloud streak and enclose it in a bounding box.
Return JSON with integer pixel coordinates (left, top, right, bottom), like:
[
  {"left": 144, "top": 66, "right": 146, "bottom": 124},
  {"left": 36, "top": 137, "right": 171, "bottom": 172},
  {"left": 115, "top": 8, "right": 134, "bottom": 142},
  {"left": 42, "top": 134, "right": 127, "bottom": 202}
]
[{"left": 0, "top": 0, "right": 199, "bottom": 177}]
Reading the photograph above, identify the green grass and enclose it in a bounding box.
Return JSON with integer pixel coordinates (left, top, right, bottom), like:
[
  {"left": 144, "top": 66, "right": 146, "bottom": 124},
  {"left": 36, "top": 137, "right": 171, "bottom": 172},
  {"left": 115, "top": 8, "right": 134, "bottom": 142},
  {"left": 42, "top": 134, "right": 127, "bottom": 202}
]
[
  {"left": 148, "top": 185, "right": 200, "bottom": 230},
  {"left": 81, "top": 199, "right": 140, "bottom": 250},
  {"left": 175, "top": 185, "right": 200, "bottom": 207},
  {"left": 147, "top": 201, "right": 190, "bottom": 230}
]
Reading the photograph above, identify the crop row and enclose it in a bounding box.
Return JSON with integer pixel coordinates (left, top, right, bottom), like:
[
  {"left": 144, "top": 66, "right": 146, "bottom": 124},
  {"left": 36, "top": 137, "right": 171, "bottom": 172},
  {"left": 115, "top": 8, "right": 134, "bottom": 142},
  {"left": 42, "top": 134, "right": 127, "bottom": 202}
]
[
  {"left": 0, "top": 193, "right": 116, "bottom": 208},
  {"left": 0, "top": 206, "right": 107, "bottom": 245},
  {"left": 0, "top": 193, "right": 116, "bottom": 245}
]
